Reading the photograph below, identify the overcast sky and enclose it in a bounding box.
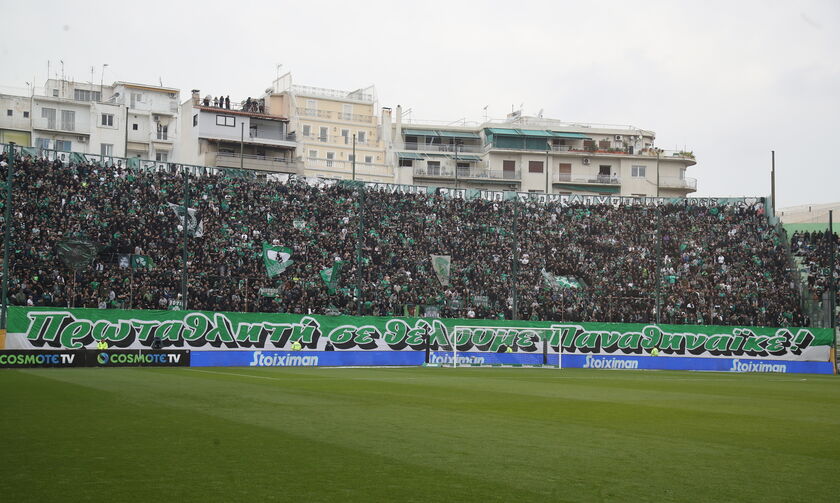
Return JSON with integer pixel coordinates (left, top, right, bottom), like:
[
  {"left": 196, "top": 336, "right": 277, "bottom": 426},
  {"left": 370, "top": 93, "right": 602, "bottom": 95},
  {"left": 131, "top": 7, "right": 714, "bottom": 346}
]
[{"left": 2, "top": 0, "right": 838, "bottom": 208}]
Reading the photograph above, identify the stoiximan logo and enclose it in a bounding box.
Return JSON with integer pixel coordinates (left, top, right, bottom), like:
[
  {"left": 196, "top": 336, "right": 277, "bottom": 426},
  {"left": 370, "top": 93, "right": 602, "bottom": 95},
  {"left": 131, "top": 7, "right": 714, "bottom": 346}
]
[
  {"left": 583, "top": 355, "right": 639, "bottom": 369},
  {"left": 97, "top": 353, "right": 109, "bottom": 364},
  {"left": 249, "top": 351, "right": 319, "bottom": 367}
]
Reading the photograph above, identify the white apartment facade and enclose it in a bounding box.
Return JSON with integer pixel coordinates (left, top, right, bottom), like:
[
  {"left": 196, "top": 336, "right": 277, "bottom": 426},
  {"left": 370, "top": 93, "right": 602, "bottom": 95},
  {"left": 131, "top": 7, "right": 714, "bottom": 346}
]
[
  {"left": 177, "top": 90, "right": 297, "bottom": 173},
  {"left": 110, "top": 82, "right": 180, "bottom": 162},
  {"left": 267, "top": 73, "right": 391, "bottom": 182},
  {"left": 384, "top": 108, "right": 697, "bottom": 197}
]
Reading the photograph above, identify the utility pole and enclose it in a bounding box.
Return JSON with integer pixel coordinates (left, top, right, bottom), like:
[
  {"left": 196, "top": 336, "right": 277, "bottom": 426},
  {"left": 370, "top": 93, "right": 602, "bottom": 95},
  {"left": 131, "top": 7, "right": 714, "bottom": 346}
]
[
  {"left": 656, "top": 148, "right": 661, "bottom": 198},
  {"left": 454, "top": 141, "right": 460, "bottom": 189},
  {"left": 352, "top": 133, "right": 356, "bottom": 181},
  {"left": 771, "top": 150, "right": 776, "bottom": 214},
  {"left": 240, "top": 122, "right": 245, "bottom": 171},
  {"left": 181, "top": 168, "right": 190, "bottom": 310},
  {"left": 1, "top": 143, "right": 15, "bottom": 329},
  {"left": 545, "top": 145, "right": 550, "bottom": 194},
  {"left": 512, "top": 201, "right": 519, "bottom": 320}
]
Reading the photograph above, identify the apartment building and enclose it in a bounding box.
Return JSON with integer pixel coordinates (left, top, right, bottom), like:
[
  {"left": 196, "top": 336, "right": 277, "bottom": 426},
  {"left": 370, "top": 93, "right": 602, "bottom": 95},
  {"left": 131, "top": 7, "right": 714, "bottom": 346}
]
[
  {"left": 110, "top": 82, "right": 180, "bottom": 162},
  {"left": 177, "top": 90, "right": 297, "bottom": 173},
  {"left": 385, "top": 107, "right": 697, "bottom": 197},
  {"left": 267, "top": 72, "right": 391, "bottom": 182}
]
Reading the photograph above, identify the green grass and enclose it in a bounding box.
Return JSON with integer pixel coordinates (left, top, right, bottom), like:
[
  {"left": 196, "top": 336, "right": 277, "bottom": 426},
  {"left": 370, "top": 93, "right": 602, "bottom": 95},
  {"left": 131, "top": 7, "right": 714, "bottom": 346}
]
[{"left": 2, "top": 368, "right": 840, "bottom": 502}]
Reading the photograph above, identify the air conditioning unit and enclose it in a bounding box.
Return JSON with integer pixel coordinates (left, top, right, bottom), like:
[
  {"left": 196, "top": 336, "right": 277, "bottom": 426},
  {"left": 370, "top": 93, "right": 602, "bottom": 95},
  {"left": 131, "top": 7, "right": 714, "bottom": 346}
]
[
  {"left": 614, "top": 135, "right": 622, "bottom": 141},
  {"left": 78, "top": 136, "right": 87, "bottom": 143},
  {"left": 582, "top": 158, "right": 590, "bottom": 165},
  {"left": 153, "top": 114, "right": 160, "bottom": 122}
]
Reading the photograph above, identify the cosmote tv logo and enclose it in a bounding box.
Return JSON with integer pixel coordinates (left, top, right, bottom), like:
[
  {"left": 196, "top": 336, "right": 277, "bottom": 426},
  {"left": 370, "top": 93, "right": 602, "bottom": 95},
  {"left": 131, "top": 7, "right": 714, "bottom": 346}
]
[{"left": 96, "top": 352, "right": 183, "bottom": 365}]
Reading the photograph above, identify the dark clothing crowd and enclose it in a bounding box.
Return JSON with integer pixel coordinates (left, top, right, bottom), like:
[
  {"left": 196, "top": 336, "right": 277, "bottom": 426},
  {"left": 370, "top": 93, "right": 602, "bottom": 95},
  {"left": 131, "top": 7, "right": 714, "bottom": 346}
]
[
  {"left": 0, "top": 152, "right": 808, "bottom": 327},
  {"left": 790, "top": 229, "right": 839, "bottom": 323}
]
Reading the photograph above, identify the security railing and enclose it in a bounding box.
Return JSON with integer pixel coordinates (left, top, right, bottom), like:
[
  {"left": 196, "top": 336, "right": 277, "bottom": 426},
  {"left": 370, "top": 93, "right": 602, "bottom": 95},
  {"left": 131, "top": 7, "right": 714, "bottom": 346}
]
[{"left": 403, "top": 142, "right": 484, "bottom": 153}]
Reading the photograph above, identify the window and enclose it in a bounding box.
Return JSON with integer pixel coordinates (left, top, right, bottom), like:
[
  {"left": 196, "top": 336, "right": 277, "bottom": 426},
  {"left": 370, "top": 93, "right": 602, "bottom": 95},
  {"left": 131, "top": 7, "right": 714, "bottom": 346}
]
[
  {"left": 132, "top": 123, "right": 139, "bottom": 130},
  {"left": 558, "top": 163, "right": 571, "bottom": 181},
  {"left": 348, "top": 154, "right": 355, "bottom": 162},
  {"left": 679, "top": 168, "right": 686, "bottom": 180},
  {"left": 23, "top": 111, "right": 29, "bottom": 118},
  {"left": 156, "top": 152, "right": 168, "bottom": 162},
  {"left": 74, "top": 89, "right": 101, "bottom": 102},
  {"left": 6, "top": 110, "right": 11, "bottom": 116},
  {"left": 100, "top": 144, "right": 113, "bottom": 156},
  {"left": 55, "top": 140, "right": 72, "bottom": 151},
  {"left": 341, "top": 129, "right": 350, "bottom": 143},
  {"left": 319, "top": 127, "right": 328, "bottom": 142},
  {"left": 52, "top": 89, "right": 58, "bottom": 97},
  {"left": 342, "top": 104, "right": 352, "bottom": 119},
  {"left": 215, "top": 115, "right": 235, "bottom": 127},
  {"left": 399, "top": 158, "right": 413, "bottom": 167},
  {"left": 130, "top": 93, "right": 142, "bottom": 108},
  {"left": 305, "top": 99, "right": 316, "bottom": 115},
  {"left": 157, "top": 124, "right": 168, "bottom": 140},
  {"left": 427, "top": 161, "right": 441, "bottom": 176},
  {"left": 599, "top": 165, "right": 612, "bottom": 176},
  {"left": 631, "top": 165, "right": 646, "bottom": 177},
  {"left": 41, "top": 108, "right": 56, "bottom": 129},
  {"left": 60, "top": 110, "right": 75, "bottom": 131},
  {"left": 357, "top": 131, "right": 367, "bottom": 143},
  {"left": 101, "top": 113, "right": 114, "bottom": 127},
  {"left": 302, "top": 125, "right": 311, "bottom": 137},
  {"left": 364, "top": 155, "right": 372, "bottom": 164},
  {"left": 326, "top": 152, "right": 335, "bottom": 167},
  {"left": 528, "top": 160, "right": 544, "bottom": 173},
  {"left": 308, "top": 150, "right": 317, "bottom": 159},
  {"left": 192, "top": 114, "right": 198, "bottom": 127},
  {"left": 36, "top": 138, "right": 50, "bottom": 150}
]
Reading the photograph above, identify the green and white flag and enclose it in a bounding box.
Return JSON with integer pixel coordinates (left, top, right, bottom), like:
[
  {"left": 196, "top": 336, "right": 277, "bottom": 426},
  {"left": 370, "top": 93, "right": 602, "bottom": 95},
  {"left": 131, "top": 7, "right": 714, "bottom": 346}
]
[
  {"left": 430, "top": 255, "right": 451, "bottom": 287},
  {"left": 168, "top": 203, "right": 204, "bottom": 237},
  {"left": 262, "top": 243, "right": 293, "bottom": 278},
  {"left": 320, "top": 260, "right": 345, "bottom": 294},
  {"left": 131, "top": 254, "right": 155, "bottom": 270},
  {"left": 541, "top": 268, "right": 580, "bottom": 289}
]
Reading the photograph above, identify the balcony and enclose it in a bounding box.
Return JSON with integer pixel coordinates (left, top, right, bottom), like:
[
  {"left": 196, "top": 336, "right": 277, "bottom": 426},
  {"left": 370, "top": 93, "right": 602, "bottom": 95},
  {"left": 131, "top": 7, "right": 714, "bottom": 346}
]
[
  {"left": 212, "top": 152, "right": 300, "bottom": 174},
  {"left": 32, "top": 118, "right": 89, "bottom": 135},
  {"left": 554, "top": 173, "right": 622, "bottom": 185},
  {"left": 306, "top": 157, "right": 393, "bottom": 178},
  {"left": 413, "top": 166, "right": 521, "bottom": 181},
  {"left": 403, "top": 142, "right": 484, "bottom": 154},
  {"left": 659, "top": 176, "right": 697, "bottom": 190}
]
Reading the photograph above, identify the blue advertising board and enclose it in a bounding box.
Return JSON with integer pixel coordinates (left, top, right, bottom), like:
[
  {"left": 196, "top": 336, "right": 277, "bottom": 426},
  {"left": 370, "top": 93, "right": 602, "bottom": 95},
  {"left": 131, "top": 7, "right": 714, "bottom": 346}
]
[{"left": 191, "top": 350, "right": 833, "bottom": 374}]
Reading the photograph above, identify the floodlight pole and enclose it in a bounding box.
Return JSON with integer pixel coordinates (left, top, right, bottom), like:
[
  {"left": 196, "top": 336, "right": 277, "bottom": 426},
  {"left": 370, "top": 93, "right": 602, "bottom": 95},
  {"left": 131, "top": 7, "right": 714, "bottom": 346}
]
[
  {"left": 356, "top": 189, "right": 364, "bottom": 316},
  {"left": 1, "top": 143, "right": 15, "bottom": 329},
  {"left": 545, "top": 145, "right": 550, "bottom": 194},
  {"left": 352, "top": 134, "right": 356, "bottom": 181}
]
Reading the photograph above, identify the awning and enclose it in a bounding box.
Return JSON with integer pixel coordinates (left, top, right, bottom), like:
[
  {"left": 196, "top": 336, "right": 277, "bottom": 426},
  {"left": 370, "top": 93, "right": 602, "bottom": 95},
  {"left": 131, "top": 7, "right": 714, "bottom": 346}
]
[
  {"left": 485, "top": 128, "right": 520, "bottom": 135},
  {"left": 402, "top": 129, "right": 438, "bottom": 136},
  {"left": 452, "top": 154, "right": 481, "bottom": 161},
  {"left": 553, "top": 183, "right": 620, "bottom": 194},
  {"left": 437, "top": 130, "right": 481, "bottom": 139},
  {"left": 517, "top": 129, "right": 552, "bottom": 137},
  {"left": 549, "top": 131, "right": 592, "bottom": 140},
  {"left": 398, "top": 152, "right": 424, "bottom": 160}
]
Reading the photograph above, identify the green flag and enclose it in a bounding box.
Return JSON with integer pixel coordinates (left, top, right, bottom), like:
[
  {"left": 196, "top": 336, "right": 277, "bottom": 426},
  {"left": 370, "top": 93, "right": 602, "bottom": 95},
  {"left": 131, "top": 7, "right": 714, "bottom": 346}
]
[
  {"left": 131, "top": 254, "right": 155, "bottom": 270},
  {"left": 56, "top": 238, "right": 100, "bottom": 270},
  {"left": 541, "top": 268, "right": 581, "bottom": 290},
  {"left": 263, "top": 243, "right": 293, "bottom": 278},
  {"left": 430, "top": 255, "right": 451, "bottom": 286},
  {"left": 320, "top": 261, "right": 345, "bottom": 294}
]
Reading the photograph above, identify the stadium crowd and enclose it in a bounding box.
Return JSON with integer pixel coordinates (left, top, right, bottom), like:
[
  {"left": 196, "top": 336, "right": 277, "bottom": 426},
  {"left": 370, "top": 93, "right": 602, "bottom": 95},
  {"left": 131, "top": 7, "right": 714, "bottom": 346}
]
[
  {"left": 790, "top": 229, "right": 838, "bottom": 324},
  {"left": 0, "top": 150, "right": 809, "bottom": 327}
]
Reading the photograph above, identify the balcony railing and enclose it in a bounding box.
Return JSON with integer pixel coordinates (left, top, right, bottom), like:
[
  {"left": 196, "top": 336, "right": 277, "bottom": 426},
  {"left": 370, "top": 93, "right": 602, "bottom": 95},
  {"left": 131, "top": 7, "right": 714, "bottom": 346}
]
[
  {"left": 554, "top": 174, "right": 622, "bottom": 185},
  {"left": 296, "top": 108, "right": 333, "bottom": 119},
  {"left": 659, "top": 176, "right": 697, "bottom": 190},
  {"left": 337, "top": 112, "right": 374, "bottom": 123},
  {"left": 306, "top": 157, "right": 393, "bottom": 177},
  {"left": 413, "top": 166, "right": 521, "bottom": 180},
  {"left": 213, "top": 152, "right": 299, "bottom": 173},
  {"left": 403, "top": 142, "right": 484, "bottom": 153}
]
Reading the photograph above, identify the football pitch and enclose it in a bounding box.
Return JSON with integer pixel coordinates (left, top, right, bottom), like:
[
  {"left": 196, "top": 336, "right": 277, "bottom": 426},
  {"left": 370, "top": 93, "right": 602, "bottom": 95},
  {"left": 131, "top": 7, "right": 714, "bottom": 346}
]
[{"left": 3, "top": 367, "right": 839, "bottom": 502}]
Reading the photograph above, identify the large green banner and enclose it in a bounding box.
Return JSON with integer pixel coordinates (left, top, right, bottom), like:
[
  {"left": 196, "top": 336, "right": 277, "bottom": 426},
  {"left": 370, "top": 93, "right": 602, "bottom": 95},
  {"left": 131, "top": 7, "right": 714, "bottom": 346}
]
[{"left": 4, "top": 307, "right": 832, "bottom": 361}]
